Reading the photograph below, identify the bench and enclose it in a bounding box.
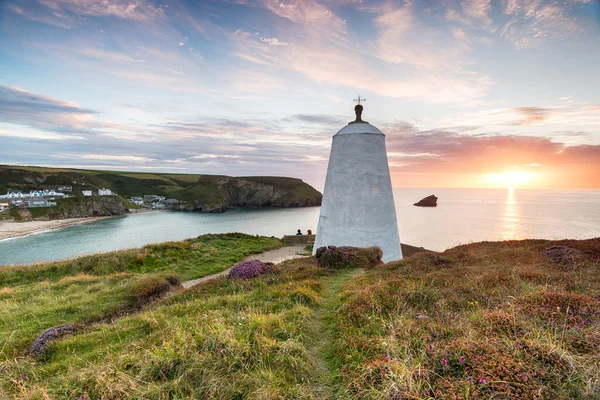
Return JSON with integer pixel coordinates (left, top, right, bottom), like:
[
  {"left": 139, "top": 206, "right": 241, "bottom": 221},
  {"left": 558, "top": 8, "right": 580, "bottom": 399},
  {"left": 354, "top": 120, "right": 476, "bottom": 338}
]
[{"left": 283, "top": 234, "right": 316, "bottom": 245}]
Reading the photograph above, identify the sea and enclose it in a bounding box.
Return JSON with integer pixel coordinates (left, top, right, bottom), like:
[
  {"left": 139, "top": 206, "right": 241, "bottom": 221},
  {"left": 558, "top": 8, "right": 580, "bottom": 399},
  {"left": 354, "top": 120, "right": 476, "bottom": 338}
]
[{"left": 1, "top": 188, "right": 599, "bottom": 266}]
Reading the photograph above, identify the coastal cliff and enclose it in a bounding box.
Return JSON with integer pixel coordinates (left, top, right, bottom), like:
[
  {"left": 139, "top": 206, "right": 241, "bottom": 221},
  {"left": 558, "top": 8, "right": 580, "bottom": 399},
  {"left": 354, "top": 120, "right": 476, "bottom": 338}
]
[
  {"left": 0, "top": 165, "right": 322, "bottom": 214},
  {"left": 17, "top": 196, "right": 129, "bottom": 221},
  {"left": 169, "top": 176, "right": 322, "bottom": 212}
]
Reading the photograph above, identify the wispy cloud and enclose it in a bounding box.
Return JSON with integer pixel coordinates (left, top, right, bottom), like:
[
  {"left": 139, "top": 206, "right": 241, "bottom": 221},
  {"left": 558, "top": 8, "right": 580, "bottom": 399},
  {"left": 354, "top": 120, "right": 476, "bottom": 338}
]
[{"left": 0, "top": 84, "right": 97, "bottom": 131}]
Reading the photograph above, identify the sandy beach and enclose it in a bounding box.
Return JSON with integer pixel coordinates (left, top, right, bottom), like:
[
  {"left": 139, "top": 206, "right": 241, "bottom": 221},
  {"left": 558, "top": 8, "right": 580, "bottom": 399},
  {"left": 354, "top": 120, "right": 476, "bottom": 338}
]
[{"left": 0, "top": 217, "right": 112, "bottom": 241}]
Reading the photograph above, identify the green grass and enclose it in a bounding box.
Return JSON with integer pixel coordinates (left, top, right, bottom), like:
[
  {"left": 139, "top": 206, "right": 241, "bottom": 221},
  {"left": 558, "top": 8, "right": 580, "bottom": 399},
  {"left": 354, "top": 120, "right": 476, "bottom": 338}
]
[
  {"left": 171, "top": 181, "right": 224, "bottom": 204},
  {"left": 0, "top": 257, "right": 333, "bottom": 399},
  {"left": 1, "top": 238, "right": 598, "bottom": 399},
  {"left": 0, "top": 234, "right": 283, "bottom": 359}
]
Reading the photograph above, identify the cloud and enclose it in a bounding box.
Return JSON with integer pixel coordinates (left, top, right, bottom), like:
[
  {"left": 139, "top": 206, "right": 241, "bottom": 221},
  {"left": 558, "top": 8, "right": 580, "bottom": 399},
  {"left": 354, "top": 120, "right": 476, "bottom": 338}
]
[
  {"left": 380, "top": 122, "right": 600, "bottom": 187},
  {"left": 0, "top": 84, "right": 98, "bottom": 131},
  {"left": 230, "top": 26, "right": 491, "bottom": 103},
  {"left": 260, "top": 37, "right": 289, "bottom": 46},
  {"left": 37, "top": 0, "right": 165, "bottom": 21},
  {"left": 500, "top": 0, "right": 587, "bottom": 48},
  {"left": 514, "top": 107, "right": 551, "bottom": 124},
  {"left": 260, "top": 0, "right": 346, "bottom": 31},
  {"left": 375, "top": 3, "right": 466, "bottom": 71},
  {"left": 442, "top": 104, "right": 600, "bottom": 128}
]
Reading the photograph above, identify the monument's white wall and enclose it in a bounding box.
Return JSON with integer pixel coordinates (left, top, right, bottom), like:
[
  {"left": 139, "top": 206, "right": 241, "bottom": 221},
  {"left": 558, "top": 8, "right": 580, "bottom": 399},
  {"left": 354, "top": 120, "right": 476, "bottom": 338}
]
[{"left": 313, "top": 127, "right": 402, "bottom": 262}]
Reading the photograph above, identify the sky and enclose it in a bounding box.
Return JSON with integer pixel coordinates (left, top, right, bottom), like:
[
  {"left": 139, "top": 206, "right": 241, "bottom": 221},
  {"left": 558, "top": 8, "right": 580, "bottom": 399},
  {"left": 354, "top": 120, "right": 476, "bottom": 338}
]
[{"left": 1, "top": 0, "right": 599, "bottom": 189}]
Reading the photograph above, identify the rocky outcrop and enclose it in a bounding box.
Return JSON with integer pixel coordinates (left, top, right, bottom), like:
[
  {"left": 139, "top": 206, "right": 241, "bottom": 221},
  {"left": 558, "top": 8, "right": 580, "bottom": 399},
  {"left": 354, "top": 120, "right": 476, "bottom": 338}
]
[
  {"left": 12, "top": 208, "right": 33, "bottom": 222},
  {"left": 169, "top": 177, "right": 322, "bottom": 212},
  {"left": 47, "top": 196, "right": 129, "bottom": 219},
  {"left": 414, "top": 195, "right": 438, "bottom": 207}
]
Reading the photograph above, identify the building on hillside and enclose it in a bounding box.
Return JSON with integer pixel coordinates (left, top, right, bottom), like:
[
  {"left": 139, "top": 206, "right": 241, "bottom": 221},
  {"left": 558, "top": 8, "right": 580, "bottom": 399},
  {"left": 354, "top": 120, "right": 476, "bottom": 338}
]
[
  {"left": 0, "top": 202, "right": 9, "bottom": 212},
  {"left": 128, "top": 197, "right": 144, "bottom": 205},
  {"left": 82, "top": 190, "right": 93, "bottom": 196},
  {"left": 152, "top": 202, "right": 166, "bottom": 209},
  {"left": 144, "top": 194, "right": 164, "bottom": 201},
  {"left": 30, "top": 189, "right": 64, "bottom": 197},
  {"left": 98, "top": 188, "right": 112, "bottom": 196},
  {"left": 164, "top": 198, "right": 179, "bottom": 205},
  {"left": 57, "top": 185, "right": 72, "bottom": 192},
  {"left": 27, "top": 200, "right": 57, "bottom": 208},
  {"left": 6, "top": 190, "right": 24, "bottom": 198},
  {"left": 313, "top": 101, "right": 402, "bottom": 263}
]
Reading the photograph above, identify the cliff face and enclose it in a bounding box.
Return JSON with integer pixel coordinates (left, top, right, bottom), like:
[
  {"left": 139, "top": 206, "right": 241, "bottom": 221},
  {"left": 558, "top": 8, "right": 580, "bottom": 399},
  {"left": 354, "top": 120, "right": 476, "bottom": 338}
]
[
  {"left": 170, "top": 177, "right": 322, "bottom": 212},
  {"left": 47, "top": 196, "right": 129, "bottom": 219}
]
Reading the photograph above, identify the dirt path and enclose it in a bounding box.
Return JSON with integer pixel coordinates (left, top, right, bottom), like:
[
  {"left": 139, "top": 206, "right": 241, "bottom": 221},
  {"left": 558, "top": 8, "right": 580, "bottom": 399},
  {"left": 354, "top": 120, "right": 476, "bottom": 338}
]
[
  {"left": 307, "top": 268, "right": 364, "bottom": 398},
  {"left": 181, "top": 245, "right": 310, "bottom": 289}
]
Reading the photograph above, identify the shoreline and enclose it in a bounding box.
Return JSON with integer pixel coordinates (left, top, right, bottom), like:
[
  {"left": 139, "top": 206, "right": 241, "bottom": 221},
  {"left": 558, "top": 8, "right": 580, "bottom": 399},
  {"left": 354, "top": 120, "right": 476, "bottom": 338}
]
[
  {"left": 0, "top": 209, "right": 166, "bottom": 242},
  {"left": 0, "top": 216, "right": 117, "bottom": 241}
]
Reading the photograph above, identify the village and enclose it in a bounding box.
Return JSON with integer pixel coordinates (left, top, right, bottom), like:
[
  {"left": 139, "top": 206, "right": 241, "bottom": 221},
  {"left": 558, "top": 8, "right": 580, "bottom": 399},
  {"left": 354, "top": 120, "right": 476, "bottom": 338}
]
[{"left": 0, "top": 185, "right": 174, "bottom": 217}]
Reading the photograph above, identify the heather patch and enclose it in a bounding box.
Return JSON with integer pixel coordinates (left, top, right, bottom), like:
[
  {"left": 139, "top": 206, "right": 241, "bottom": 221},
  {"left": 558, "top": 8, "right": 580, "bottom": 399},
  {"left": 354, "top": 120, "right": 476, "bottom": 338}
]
[
  {"left": 520, "top": 291, "right": 600, "bottom": 328},
  {"left": 30, "top": 323, "right": 81, "bottom": 359},
  {"left": 228, "top": 259, "right": 274, "bottom": 280},
  {"left": 315, "top": 245, "right": 382, "bottom": 270},
  {"left": 542, "top": 245, "right": 585, "bottom": 269}
]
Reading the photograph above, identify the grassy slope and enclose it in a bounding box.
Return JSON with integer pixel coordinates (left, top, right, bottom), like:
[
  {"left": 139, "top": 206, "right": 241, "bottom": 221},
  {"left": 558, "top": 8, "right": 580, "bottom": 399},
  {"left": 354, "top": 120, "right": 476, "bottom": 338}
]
[
  {"left": 0, "top": 165, "right": 321, "bottom": 203},
  {"left": 0, "top": 234, "right": 282, "bottom": 359},
  {"left": 1, "top": 238, "right": 599, "bottom": 399},
  {"left": 333, "top": 239, "right": 600, "bottom": 399}
]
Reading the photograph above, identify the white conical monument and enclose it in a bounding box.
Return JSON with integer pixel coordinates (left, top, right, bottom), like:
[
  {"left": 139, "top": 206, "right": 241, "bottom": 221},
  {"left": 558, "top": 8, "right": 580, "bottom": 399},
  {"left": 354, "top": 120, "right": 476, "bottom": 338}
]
[{"left": 313, "top": 98, "right": 402, "bottom": 262}]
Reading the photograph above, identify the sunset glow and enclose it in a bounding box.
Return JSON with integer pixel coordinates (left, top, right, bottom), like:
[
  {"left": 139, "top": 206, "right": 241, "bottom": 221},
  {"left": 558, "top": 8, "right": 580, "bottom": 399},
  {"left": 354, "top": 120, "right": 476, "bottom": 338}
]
[
  {"left": 485, "top": 171, "right": 540, "bottom": 189},
  {"left": 1, "top": 0, "right": 599, "bottom": 188}
]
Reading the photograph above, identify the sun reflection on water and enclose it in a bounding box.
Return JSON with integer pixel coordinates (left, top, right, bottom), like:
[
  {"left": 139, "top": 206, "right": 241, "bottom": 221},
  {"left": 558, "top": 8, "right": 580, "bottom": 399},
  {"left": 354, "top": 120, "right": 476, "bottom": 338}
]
[{"left": 500, "top": 188, "right": 523, "bottom": 240}]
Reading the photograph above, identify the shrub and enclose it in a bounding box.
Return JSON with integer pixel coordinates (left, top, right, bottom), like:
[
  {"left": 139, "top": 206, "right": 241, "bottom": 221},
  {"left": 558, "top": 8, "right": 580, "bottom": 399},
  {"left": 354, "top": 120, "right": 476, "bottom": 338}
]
[
  {"left": 127, "top": 273, "right": 181, "bottom": 304},
  {"left": 30, "top": 323, "right": 81, "bottom": 359},
  {"left": 228, "top": 260, "right": 274, "bottom": 280},
  {"left": 315, "top": 246, "right": 383, "bottom": 270}
]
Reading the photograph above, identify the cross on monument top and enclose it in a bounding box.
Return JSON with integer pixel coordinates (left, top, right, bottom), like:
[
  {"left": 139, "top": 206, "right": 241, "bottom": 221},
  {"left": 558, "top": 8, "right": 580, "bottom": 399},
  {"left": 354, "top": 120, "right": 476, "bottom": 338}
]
[
  {"left": 349, "top": 95, "right": 368, "bottom": 125},
  {"left": 353, "top": 95, "right": 366, "bottom": 105}
]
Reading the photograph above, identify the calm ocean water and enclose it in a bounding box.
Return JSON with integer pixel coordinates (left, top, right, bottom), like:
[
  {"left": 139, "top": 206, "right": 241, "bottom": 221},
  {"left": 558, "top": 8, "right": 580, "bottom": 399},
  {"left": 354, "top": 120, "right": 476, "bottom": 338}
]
[{"left": 1, "top": 188, "right": 599, "bottom": 266}]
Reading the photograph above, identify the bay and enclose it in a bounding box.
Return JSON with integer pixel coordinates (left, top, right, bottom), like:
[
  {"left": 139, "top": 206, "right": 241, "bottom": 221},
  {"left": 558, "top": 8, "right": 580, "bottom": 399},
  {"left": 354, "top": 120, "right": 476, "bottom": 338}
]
[{"left": 1, "top": 188, "right": 599, "bottom": 266}]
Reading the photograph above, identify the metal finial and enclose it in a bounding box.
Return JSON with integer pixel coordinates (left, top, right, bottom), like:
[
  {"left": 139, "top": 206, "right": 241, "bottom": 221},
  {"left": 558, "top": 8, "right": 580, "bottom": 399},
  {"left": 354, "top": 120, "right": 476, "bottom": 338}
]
[
  {"left": 349, "top": 95, "right": 368, "bottom": 124},
  {"left": 353, "top": 95, "right": 365, "bottom": 105}
]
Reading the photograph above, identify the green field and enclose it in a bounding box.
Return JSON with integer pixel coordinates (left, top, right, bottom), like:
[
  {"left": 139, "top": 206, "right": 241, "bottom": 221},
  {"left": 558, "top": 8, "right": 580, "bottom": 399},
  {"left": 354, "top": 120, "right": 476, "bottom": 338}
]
[{"left": 1, "top": 237, "right": 599, "bottom": 398}]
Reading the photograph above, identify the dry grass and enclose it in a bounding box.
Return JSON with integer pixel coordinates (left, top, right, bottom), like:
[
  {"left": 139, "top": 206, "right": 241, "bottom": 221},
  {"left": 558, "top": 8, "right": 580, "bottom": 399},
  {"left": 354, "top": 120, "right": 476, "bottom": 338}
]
[{"left": 332, "top": 238, "right": 600, "bottom": 399}]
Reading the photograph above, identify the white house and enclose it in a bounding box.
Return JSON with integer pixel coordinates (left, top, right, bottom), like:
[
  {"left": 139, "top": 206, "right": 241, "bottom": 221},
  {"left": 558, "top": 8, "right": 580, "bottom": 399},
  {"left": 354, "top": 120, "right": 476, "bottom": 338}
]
[
  {"left": 28, "top": 189, "right": 64, "bottom": 198},
  {"left": 28, "top": 200, "right": 57, "bottom": 208},
  {"left": 0, "top": 202, "right": 9, "bottom": 212},
  {"left": 98, "top": 188, "right": 112, "bottom": 196},
  {"left": 6, "top": 190, "right": 24, "bottom": 198},
  {"left": 82, "top": 190, "right": 93, "bottom": 196}
]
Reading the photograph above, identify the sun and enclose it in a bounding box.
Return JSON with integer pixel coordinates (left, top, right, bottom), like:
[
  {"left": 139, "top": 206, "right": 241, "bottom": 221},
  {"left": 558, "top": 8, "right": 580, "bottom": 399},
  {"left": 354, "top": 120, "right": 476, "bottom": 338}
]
[{"left": 484, "top": 170, "right": 538, "bottom": 188}]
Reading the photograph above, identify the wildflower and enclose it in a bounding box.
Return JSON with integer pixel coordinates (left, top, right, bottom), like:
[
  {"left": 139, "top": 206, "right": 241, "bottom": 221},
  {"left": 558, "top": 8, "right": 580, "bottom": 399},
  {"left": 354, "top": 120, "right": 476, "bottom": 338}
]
[
  {"left": 228, "top": 260, "right": 274, "bottom": 280},
  {"left": 477, "top": 378, "right": 487, "bottom": 384},
  {"left": 441, "top": 358, "right": 448, "bottom": 366},
  {"left": 459, "top": 356, "right": 465, "bottom": 363},
  {"left": 428, "top": 344, "right": 434, "bottom": 352}
]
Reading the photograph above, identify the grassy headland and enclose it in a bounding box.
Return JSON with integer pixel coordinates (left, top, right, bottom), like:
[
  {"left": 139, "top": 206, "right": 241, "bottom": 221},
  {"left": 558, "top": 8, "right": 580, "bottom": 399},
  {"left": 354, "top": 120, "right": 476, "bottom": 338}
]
[
  {"left": 0, "top": 165, "right": 322, "bottom": 213},
  {"left": 1, "top": 237, "right": 599, "bottom": 399}
]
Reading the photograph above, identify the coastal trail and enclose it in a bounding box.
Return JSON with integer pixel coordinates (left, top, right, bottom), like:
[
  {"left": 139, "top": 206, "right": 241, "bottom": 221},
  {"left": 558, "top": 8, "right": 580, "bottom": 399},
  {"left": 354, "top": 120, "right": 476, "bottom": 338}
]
[
  {"left": 307, "top": 268, "right": 364, "bottom": 398},
  {"left": 181, "top": 245, "right": 309, "bottom": 289}
]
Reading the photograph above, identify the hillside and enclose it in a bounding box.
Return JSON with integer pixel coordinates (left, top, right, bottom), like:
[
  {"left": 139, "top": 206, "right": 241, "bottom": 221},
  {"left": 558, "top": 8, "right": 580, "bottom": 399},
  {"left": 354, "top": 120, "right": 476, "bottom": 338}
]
[
  {"left": 1, "top": 236, "right": 599, "bottom": 399},
  {"left": 0, "top": 165, "right": 322, "bottom": 212}
]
